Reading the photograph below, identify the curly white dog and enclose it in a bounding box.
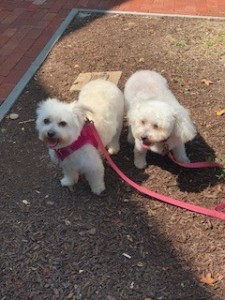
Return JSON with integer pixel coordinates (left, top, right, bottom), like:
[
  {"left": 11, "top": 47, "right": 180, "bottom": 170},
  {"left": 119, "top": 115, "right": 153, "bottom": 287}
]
[
  {"left": 124, "top": 70, "right": 197, "bottom": 169},
  {"left": 36, "top": 79, "right": 124, "bottom": 195}
]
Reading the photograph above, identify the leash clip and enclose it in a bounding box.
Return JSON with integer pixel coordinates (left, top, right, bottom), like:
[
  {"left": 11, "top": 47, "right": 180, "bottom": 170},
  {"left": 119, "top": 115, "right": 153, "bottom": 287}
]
[{"left": 85, "top": 117, "right": 94, "bottom": 124}]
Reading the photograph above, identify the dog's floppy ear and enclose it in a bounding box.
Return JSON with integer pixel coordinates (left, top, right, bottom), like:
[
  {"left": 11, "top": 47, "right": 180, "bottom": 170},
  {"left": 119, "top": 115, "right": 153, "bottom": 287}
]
[
  {"left": 36, "top": 101, "right": 43, "bottom": 116},
  {"left": 173, "top": 107, "right": 197, "bottom": 143},
  {"left": 36, "top": 98, "right": 50, "bottom": 117}
]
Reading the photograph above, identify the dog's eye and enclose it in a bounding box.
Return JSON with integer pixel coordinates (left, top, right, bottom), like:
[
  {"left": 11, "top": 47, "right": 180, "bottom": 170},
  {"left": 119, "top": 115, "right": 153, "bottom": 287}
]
[
  {"left": 141, "top": 119, "right": 146, "bottom": 125},
  {"left": 58, "top": 121, "right": 67, "bottom": 127},
  {"left": 43, "top": 118, "right": 50, "bottom": 125},
  {"left": 153, "top": 124, "right": 159, "bottom": 129}
]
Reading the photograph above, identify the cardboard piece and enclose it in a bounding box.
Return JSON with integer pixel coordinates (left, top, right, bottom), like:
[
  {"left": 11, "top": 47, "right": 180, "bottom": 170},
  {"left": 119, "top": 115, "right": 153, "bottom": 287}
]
[{"left": 70, "top": 71, "right": 122, "bottom": 91}]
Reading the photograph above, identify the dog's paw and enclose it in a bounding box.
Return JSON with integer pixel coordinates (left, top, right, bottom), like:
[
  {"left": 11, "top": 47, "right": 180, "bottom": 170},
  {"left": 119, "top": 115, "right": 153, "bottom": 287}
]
[
  {"left": 177, "top": 156, "right": 190, "bottom": 163},
  {"left": 60, "top": 177, "right": 74, "bottom": 188},
  {"left": 108, "top": 145, "right": 120, "bottom": 155},
  {"left": 134, "top": 159, "right": 147, "bottom": 169},
  {"left": 172, "top": 145, "right": 190, "bottom": 164},
  {"left": 173, "top": 152, "right": 190, "bottom": 163},
  {"left": 91, "top": 183, "right": 105, "bottom": 195}
]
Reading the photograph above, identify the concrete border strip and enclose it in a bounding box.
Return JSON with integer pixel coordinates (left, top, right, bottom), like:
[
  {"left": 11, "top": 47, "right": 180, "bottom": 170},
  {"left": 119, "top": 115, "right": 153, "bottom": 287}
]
[
  {"left": 0, "top": 8, "right": 79, "bottom": 123},
  {"left": 1, "top": 8, "right": 224, "bottom": 122},
  {"left": 78, "top": 8, "right": 225, "bottom": 20}
]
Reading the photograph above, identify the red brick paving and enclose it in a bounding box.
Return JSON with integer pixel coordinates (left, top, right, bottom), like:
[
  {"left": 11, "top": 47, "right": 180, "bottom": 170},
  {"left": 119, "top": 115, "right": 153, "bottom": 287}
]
[{"left": 0, "top": 0, "right": 225, "bottom": 105}]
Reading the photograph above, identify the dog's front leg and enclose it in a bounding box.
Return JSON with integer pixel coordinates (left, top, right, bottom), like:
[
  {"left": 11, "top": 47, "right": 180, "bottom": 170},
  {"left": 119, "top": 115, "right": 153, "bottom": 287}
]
[
  {"left": 172, "top": 143, "right": 190, "bottom": 163},
  {"left": 60, "top": 168, "right": 79, "bottom": 190},
  {"left": 107, "top": 119, "right": 123, "bottom": 155},
  {"left": 134, "top": 141, "right": 147, "bottom": 169},
  {"left": 84, "top": 155, "right": 105, "bottom": 195}
]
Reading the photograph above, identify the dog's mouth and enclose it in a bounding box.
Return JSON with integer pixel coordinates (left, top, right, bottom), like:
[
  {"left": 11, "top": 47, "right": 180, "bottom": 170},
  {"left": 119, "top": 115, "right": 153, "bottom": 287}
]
[
  {"left": 142, "top": 140, "right": 154, "bottom": 149},
  {"left": 46, "top": 138, "right": 59, "bottom": 148},
  {"left": 141, "top": 137, "right": 170, "bottom": 149},
  {"left": 140, "top": 136, "right": 154, "bottom": 149}
]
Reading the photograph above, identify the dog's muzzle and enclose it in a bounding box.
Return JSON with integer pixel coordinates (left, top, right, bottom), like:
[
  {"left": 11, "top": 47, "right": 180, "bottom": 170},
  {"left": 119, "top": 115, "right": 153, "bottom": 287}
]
[
  {"left": 44, "top": 130, "right": 59, "bottom": 148},
  {"left": 47, "top": 130, "right": 56, "bottom": 138},
  {"left": 141, "top": 136, "right": 154, "bottom": 147}
]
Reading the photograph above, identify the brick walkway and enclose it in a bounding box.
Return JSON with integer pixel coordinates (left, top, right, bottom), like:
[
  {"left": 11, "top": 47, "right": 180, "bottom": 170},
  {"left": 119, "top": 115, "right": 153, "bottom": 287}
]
[{"left": 0, "top": 0, "right": 225, "bottom": 106}]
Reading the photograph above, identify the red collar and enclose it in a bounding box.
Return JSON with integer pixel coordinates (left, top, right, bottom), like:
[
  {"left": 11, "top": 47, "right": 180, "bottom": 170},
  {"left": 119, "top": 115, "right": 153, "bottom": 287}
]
[{"left": 55, "top": 123, "right": 98, "bottom": 161}]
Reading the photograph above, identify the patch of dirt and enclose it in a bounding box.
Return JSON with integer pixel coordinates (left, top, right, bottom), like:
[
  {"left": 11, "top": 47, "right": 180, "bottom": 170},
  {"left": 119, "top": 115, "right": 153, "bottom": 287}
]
[{"left": 1, "top": 12, "right": 225, "bottom": 300}]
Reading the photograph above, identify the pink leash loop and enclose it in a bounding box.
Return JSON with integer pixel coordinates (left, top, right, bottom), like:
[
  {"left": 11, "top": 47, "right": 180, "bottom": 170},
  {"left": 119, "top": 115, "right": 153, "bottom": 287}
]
[
  {"left": 215, "top": 203, "right": 225, "bottom": 212},
  {"left": 168, "top": 152, "right": 224, "bottom": 169},
  {"left": 86, "top": 122, "right": 225, "bottom": 221}
]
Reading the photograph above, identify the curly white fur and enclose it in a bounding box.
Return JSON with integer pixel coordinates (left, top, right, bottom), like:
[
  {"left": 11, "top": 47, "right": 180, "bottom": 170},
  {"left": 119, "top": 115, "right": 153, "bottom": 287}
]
[
  {"left": 36, "top": 79, "right": 124, "bottom": 195},
  {"left": 124, "top": 70, "right": 197, "bottom": 169}
]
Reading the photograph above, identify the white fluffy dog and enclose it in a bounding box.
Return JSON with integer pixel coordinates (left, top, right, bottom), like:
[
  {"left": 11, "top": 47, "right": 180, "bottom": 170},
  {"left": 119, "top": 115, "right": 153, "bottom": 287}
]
[
  {"left": 124, "top": 70, "right": 197, "bottom": 169},
  {"left": 36, "top": 79, "right": 124, "bottom": 195}
]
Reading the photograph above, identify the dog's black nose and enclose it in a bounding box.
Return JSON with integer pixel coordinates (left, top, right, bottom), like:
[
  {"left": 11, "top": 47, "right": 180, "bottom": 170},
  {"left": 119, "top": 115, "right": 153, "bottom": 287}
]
[
  {"left": 141, "top": 136, "right": 148, "bottom": 142},
  {"left": 47, "top": 130, "right": 56, "bottom": 138}
]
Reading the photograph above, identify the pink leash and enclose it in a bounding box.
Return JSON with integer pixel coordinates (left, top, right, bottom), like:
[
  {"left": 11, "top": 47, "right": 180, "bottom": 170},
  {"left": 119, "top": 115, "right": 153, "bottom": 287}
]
[
  {"left": 168, "top": 152, "right": 224, "bottom": 169},
  {"left": 86, "top": 122, "right": 225, "bottom": 221}
]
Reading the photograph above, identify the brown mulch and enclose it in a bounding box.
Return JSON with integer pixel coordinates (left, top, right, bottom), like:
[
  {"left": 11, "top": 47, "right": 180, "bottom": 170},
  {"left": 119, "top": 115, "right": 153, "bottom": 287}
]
[{"left": 1, "top": 12, "right": 225, "bottom": 300}]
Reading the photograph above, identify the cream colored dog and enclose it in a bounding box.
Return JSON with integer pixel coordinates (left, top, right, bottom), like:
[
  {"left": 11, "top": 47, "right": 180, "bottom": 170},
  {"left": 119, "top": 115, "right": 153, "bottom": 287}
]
[
  {"left": 124, "top": 70, "right": 197, "bottom": 169},
  {"left": 36, "top": 79, "right": 124, "bottom": 195}
]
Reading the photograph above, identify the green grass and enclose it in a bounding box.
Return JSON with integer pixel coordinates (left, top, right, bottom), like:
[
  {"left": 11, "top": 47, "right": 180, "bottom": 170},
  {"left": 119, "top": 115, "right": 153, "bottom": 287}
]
[
  {"left": 206, "top": 30, "right": 225, "bottom": 55},
  {"left": 205, "top": 156, "right": 225, "bottom": 180},
  {"left": 216, "top": 158, "right": 225, "bottom": 180},
  {"left": 175, "top": 39, "right": 188, "bottom": 47}
]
